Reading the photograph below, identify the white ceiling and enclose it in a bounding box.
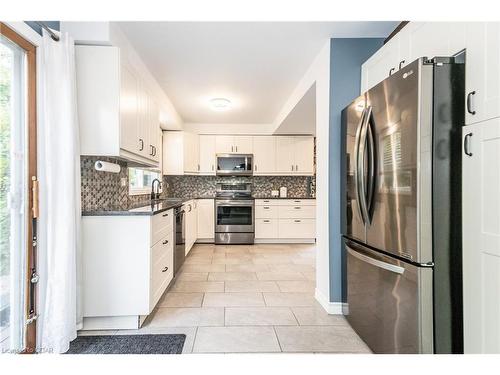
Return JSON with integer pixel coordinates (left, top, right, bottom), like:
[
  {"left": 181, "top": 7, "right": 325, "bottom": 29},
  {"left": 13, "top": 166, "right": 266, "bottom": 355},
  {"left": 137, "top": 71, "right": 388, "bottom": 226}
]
[{"left": 117, "top": 22, "right": 398, "bottom": 124}]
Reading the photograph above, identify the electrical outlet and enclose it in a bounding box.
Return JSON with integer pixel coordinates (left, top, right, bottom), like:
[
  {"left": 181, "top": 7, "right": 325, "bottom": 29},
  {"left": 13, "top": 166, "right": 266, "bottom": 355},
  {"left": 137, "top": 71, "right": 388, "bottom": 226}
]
[{"left": 120, "top": 177, "right": 127, "bottom": 187}]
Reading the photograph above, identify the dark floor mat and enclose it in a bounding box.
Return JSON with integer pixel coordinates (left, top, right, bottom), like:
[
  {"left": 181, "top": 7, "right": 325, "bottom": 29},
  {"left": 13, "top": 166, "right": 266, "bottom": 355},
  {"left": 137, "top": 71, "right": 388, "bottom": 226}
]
[{"left": 65, "top": 334, "right": 186, "bottom": 354}]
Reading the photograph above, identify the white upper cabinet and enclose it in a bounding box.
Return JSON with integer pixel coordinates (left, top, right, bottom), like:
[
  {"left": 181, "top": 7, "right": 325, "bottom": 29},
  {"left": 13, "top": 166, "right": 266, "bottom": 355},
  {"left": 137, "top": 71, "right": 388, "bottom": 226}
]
[
  {"left": 465, "top": 22, "right": 500, "bottom": 125},
  {"left": 253, "top": 136, "right": 276, "bottom": 175},
  {"left": 199, "top": 135, "right": 216, "bottom": 175},
  {"left": 276, "top": 136, "right": 295, "bottom": 174},
  {"left": 162, "top": 131, "right": 184, "bottom": 175},
  {"left": 361, "top": 34, "right": 402, "bottom": 92},
  {"left": 275, "top": 136, "right": 314, "bottom": 175},
  {"left": 233, "top": 136, "right": 253, "bottom": 154},
  {"left": 215, "top": 135, "right": 234, "bottom": 153},
  {"left": 183, "top": 132, "right": 200, "bottom": 174},
  {"left": 215, "top": 135, "right": 253, "bottom": 154},
  {"left": 76, "top": 45, "right": 160, "bottom": 167},
  {"left": 293, "top": 136, "right": 315, "bottom": 175}
]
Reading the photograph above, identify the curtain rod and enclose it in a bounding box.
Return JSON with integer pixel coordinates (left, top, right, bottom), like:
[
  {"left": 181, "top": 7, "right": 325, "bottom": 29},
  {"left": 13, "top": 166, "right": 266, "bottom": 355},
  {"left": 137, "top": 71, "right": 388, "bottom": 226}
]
[{"left": 34, "top": 21, "right": 60, "bottom": 41}]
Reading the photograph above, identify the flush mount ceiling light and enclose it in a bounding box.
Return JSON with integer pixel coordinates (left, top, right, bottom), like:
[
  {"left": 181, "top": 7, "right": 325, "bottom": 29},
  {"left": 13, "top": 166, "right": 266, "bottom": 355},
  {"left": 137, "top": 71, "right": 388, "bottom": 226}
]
[{"left": 209, "top": 98, "right": 232, "bottom": 111}]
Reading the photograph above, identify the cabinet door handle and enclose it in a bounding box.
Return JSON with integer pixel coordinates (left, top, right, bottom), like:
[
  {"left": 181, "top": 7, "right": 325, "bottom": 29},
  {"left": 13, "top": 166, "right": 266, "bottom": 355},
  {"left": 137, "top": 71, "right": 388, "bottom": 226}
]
[
  {"left": 162, "top": 213, "right": 169, "bottom": 217},
  {"left": 464, "top": 133, "right": 473, "bottom": 157},
  {"left": 291, "top": 165, "right": 294, "bottom": 171},
  {"left": 150, "top": 145, "right": 154, "bottom": 156},
  {"left": 263, "top": 220, "right": 270, "bottom": 223},
  {"left": 153, "top": 146, "right": 157, "bottom": 156},
  {"left": 399, "top": 60, "right": 405, "bottom": 69},
  {"left": 389, "top": 67, "right": 396, "bottom": 76},
  {"left": 198, "top": 164, "right": 200, "bottom": 171},
  {"left": 162, "top": 239, "right": 169, "bottom": 245},
  {"left": 231, "top": 146, "right": 233, "bottom": 152},
  {"left": 212, "top": 164, "right": 214, "bottom": 171},
  {"left": 294, "top": 220, "right": 301, "bottom": 223},
  {"left": 295, "top": 164, "right": 298, "bottom": 171},
  {"left": 139, "top": 139, "right": 144, "bottom": 151},
  {"left": 162, "top": 266, "right": 169, "bottom": 272},
  {"left": 467, "top": 91, "right": 476, "bottom": 115},
  {"left": 294, "top": 207, "right": 301, "bottom": 209},
  {"left": 255, "top": 164, "right": 258, "bottom": 171}
]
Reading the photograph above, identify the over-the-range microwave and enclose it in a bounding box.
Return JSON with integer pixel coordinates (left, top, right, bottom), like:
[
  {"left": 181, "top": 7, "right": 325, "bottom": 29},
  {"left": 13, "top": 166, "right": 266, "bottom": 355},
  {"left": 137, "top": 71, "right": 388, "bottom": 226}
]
[{"left": 216, "top": 154, "right": 253, "bottom": 176}]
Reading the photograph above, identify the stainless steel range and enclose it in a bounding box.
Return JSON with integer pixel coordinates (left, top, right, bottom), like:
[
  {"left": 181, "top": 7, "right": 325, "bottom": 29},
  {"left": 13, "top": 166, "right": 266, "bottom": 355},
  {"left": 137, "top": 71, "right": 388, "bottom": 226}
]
[{"left": 215, "top": 182, "right": 254, "bottom": 244}]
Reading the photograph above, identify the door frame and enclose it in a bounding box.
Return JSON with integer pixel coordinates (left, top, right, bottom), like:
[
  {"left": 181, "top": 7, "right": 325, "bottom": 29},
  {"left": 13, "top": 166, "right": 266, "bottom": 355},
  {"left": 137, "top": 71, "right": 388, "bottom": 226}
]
[{"left": 0, "top": 22, "right": 37, "bottom": 354}]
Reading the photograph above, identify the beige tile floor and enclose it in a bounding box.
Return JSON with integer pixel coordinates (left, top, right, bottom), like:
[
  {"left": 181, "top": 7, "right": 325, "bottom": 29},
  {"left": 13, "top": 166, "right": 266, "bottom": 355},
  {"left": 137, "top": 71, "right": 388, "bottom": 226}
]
[{"left": 81, "top": 243, "right": 371, "bottom": 354}]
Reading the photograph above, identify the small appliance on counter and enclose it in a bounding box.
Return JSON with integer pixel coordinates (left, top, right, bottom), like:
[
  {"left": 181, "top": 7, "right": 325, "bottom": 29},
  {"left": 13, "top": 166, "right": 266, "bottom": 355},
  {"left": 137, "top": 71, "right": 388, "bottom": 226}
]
[
  {"left": 271, "top": 190, "right": 279, "bottom": 197},
  {"left": 279, "top": 186, "right": 287, "bottom": 197}
]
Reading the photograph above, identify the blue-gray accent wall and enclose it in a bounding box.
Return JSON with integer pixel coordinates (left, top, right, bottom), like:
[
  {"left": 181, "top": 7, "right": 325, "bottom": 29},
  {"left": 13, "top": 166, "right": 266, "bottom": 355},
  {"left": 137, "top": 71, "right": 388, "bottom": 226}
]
[
  {"left": 24, "top": 21, "right": 60, "bottom": 35},
  {"left": 328, "top": 38, "right": 384, "bottom": 302}
]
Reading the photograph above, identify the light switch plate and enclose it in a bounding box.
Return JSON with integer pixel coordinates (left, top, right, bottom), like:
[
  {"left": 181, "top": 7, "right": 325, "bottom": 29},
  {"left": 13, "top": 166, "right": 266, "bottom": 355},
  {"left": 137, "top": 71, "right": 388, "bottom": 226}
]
[{"left": 120, "top": 177, "right": 127, "bottom": 187}]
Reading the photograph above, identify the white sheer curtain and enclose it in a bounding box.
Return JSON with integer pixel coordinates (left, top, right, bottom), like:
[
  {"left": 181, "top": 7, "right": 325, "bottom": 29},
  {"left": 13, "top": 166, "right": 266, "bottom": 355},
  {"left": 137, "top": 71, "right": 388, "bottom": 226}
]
[{"left": 37, "top": 29, "right": 82, "bottom": 354}]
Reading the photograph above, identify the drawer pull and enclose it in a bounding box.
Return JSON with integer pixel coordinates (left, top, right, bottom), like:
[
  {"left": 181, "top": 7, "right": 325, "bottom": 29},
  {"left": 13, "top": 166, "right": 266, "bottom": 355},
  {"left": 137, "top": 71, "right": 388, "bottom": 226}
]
[
  {"left": 263, "top": 206, "right": 270, "bottom": 209},
  {"left": 263, "top": 200, "right": 270, "bottom": 202},
  {"left": 294, "top": 220, "right": 301, "bottom": 223},
  {"left": 263, "top": 220, "right": 270, "bottom": 223},
  {"left": 294, "top": 207, "right": 301, "bottom": 209},
  {"left": 162, "top": 266, "right": 169, "bottom": 273},
  {"left": 162, "top": 213, "right": 169, "bottom": 217},
  {"left": 162, "top": 239, "right": 169, "bottom": 245}
]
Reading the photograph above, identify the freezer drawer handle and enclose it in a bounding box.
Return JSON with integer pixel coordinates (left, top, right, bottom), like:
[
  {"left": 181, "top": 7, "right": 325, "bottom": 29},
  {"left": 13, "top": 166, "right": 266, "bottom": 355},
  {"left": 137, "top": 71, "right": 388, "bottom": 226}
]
[{"left": 347, "top": 247, "right": 405, "bottom": 275}]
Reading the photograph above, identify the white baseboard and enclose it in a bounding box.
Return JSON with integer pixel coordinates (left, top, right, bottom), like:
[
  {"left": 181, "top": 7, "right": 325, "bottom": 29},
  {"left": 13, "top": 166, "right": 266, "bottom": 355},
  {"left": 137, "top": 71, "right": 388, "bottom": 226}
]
[{"left": 315, "top": 289, "right": 344, "bottom": 315}]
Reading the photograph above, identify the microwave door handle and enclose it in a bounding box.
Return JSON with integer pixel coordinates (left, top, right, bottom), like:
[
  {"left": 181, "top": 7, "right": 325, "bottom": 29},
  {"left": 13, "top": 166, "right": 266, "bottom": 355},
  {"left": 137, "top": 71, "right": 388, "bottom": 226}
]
[
  {"left": 358, "top": 105, "right": 371, "bottom": 225},
  {"left": 347, "top": 246, "right": 405, "bottom": 274},
  {"left": 353, "top": 107, "right": 366, "bottom": 225}
]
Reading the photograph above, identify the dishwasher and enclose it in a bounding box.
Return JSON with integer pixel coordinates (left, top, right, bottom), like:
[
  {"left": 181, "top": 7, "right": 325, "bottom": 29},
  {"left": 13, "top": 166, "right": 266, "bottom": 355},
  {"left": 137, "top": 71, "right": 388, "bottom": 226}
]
[{"left": 174, "top": 205, "right": 186, "bottom": 274}]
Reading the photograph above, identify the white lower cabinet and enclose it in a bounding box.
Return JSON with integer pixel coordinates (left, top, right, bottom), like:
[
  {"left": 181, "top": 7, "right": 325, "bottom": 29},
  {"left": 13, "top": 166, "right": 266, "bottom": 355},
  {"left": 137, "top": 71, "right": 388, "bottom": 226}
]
[
  {"left": 255, "top": 199, "right": 316, "bottom": 242},
  {"left": 462, "top": 119, "right": 500, "bottom": 353},
  {"left": 197, "top": 199, "right": 215, "bottom": 242},
  {"left": 81, "top": 210, "right": 174, "bottom": 330},
  {"left": 184, "top": 200, "right": 197, "bottom": 254}
]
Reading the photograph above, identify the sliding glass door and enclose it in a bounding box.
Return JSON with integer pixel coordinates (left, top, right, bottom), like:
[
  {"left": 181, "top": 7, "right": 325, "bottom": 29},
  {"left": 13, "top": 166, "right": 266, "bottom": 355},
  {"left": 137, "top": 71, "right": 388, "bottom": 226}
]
[{"left": 0, "top": 23, "right": 37, "bottom": 354}]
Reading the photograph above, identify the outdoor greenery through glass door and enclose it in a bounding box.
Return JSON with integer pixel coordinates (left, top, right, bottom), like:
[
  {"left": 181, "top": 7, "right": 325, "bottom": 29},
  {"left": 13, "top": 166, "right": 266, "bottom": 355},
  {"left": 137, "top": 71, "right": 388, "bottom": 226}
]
[{"left": 0, "top": 34, "right": 28, "bottom": 352}]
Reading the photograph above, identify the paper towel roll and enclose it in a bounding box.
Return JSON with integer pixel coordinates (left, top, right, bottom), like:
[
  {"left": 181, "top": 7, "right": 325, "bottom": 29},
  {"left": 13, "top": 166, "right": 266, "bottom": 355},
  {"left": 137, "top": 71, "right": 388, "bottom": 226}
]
[{"left": 94, "top": 160, "right": 121, "bottom": 173}]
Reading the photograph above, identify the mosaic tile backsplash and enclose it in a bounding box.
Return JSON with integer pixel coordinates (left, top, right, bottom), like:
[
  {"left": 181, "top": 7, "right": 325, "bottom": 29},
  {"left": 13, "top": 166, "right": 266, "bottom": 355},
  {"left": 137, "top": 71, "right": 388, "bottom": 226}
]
[{"left": 81, "top": 156, "right": 315, "bottom": 212}]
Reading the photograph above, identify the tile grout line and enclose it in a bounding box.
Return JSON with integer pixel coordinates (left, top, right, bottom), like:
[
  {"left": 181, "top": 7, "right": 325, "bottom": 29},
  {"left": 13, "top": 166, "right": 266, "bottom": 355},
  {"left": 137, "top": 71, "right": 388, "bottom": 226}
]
[{"left": 272, "top": 326, "right": 284, "bottom": 352}]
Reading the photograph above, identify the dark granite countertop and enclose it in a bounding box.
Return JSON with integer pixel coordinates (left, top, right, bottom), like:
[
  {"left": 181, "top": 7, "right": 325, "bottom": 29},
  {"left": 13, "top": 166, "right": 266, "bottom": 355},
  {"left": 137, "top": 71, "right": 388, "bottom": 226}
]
[
  {"left": 82, "top": 195, "right": 316, "bottom": 216},
  {"left": 82, "top": 199, "right": 185, "bottom": 216}
]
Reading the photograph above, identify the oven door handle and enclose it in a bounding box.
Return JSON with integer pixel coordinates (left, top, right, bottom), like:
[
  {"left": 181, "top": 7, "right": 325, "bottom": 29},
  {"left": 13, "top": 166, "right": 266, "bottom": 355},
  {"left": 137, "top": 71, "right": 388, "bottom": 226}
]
[{"left": 216, "top": 200, "right": 254, "bottom": 206}]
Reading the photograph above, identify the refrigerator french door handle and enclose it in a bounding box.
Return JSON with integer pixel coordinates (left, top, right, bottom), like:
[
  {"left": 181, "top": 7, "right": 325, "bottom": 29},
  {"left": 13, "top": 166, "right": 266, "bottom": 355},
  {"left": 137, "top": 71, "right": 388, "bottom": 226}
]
[
  {"left": 358, "top": 106, "right": 372, "bottom": 224},
  {"left": 366, "top": 114, "right": 376, "bottom": 220},
  {"left": 347, "top": 246, "right": 405, "bottom": 275},
  {"left": 354, "top": 108, "right": 366, "bottom": 224}
]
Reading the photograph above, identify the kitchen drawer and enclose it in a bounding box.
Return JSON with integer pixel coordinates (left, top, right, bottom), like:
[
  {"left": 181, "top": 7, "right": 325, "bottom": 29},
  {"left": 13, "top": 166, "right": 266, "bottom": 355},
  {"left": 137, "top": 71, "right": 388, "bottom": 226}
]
[
  {"left": 278, "top": 199, "right": 316, "bottom": 206},
  {"left": 255, "top": 205, "right": 279, "bottom": 219},
  {"left": 151, "top": 209, "right": 174, "bottom": 246},
  {"left": 278, "top": 205, "right": 316, "bottom": 219},
  {"left": 151, "top": 232, "right": 173, "bottom": 264},
  {"left": 151, "top": 248, "right": 173, "bottom": 308},
  {"left": 278, "top": 219, "right": 316, "bottom": 239},
  {"left": 255, "top": 218, "right": 279, "bottom": 239},
  {"left": 255, "top": 199, "right": 280, "bottom": 206}
]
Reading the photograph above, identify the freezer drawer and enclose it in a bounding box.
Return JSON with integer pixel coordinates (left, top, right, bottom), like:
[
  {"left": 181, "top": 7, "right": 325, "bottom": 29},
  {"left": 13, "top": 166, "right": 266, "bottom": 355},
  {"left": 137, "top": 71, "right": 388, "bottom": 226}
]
[{"left": 345, "top": 239, "right": 433, "bottom": 353}]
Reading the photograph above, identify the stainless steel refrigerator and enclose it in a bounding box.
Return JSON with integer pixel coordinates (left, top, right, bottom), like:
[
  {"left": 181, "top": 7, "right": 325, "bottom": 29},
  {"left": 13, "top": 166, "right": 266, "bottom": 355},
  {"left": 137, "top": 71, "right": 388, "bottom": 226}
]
[{"left": 341, "top": 57, "right": 464, "bottom": 354}]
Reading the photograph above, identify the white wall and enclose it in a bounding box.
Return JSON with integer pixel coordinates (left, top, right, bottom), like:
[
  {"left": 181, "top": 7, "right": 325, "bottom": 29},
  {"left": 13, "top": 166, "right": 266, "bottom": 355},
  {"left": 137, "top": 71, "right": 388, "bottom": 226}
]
[
  {"left": 273, "top": 41, "right": 334, "bottom": 312},
  {"left": 61, "top": 21, "right": 183, "bottom": 131}
]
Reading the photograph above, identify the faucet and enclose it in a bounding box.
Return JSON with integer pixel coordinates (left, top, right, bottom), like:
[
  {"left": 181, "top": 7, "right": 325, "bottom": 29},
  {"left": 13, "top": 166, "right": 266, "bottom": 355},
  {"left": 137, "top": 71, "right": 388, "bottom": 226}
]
[{"left": 151, "top": 178, "right": 162, "bottom": 201}]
